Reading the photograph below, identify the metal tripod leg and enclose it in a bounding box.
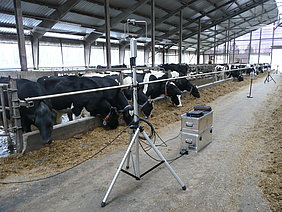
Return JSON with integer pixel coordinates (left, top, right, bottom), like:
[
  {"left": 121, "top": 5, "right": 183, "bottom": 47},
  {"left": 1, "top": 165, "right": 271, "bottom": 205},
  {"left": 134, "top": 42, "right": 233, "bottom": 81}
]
[
  {"left": 126, "top": 128, "right": 133, "bottom": 169},
  {"left": 101, "top": 127, "right": 140, "bottom": 207},
  {"left": 141, "top": 130, "right": 186, "bottom": 190}
]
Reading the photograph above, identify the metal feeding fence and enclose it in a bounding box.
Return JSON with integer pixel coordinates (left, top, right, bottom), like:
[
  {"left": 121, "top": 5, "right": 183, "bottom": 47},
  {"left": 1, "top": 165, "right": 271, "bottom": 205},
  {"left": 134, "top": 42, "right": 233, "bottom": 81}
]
[
  {"left": 0, "top": 80, "right": 23, "bottom": 153},
  {"left": 0, "top": 66, "right": 248, "bottom": 155}
]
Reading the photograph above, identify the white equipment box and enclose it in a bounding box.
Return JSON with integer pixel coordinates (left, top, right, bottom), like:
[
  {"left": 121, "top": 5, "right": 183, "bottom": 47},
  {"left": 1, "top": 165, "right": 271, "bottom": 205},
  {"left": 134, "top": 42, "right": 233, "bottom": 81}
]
[{"left": 180, "top": 106, "right": 213, "bottom": 152}]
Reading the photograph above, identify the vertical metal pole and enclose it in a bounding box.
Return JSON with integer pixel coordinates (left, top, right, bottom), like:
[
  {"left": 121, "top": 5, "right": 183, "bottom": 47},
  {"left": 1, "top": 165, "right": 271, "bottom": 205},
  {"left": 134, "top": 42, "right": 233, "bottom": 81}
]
[
  {"left": 13, "top": 0, "right": 28, "bottom": 71},
  {"left": 162, "top": 46, "right": 165, "bottom": 64},
  {"left": 31, "top": 36, "right": 39, "bottom": 70},
  {"left": 248, "top": 31, "right": 252, "bottom": 64},
  {"left": 84, "top": 42, "right": 91, "bottom": 68},
  {"left": 151, "top": 0, "right": 155, "bottom": 66},
  {"left": 226, "top": 20, "right": 230, "bottom": 63},
  {"left": 178, "top": 10, "right": 183, "bottom": 64},
  {"left": 0, "top": 86, "right": 8, "bottom": 133},
  {"left": 104, "top": 0, "right": 111, "bottom": 69},
  {"left": 213, "top": 25, "right": 216, "bottom": 64},
  {"left": 10, "top": 80, "right": 23, "bottom": 153},
  {"left": 60, "top": 39, "right": 64, "bottom": 68},
  {"left": 197, "top": 19, "right": 201, "bottom": 65},
  {"left": 232, "top": 35, "right": 236, "bottom": 63},
  {"left": 270, "top": 23, "right": 275, "bottom": 65},
  {"left": 258, "top": 28, "right": 262, "bottom": 64}
]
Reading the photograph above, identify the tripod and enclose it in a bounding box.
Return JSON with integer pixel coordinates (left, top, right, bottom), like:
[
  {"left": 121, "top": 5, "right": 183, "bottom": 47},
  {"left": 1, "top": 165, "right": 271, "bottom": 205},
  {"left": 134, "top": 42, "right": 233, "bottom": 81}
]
[
  {"left": 264, "top": 71, "right": 276, "bottom": 83},
  {"left": 101, "top": 38, "right": 186, "bottom": 207}
]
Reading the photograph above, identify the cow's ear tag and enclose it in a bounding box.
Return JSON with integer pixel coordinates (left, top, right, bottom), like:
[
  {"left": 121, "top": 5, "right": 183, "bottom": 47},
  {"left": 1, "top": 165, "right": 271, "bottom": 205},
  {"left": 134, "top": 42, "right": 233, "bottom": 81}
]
[{"left": 103, "top": 120, "right": 107, "bottom": 126}]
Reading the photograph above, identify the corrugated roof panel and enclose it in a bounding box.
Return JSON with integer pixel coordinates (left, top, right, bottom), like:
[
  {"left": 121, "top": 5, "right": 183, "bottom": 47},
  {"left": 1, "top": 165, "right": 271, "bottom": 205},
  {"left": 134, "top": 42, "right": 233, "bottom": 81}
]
[
  {"left": 62, "top": 12, "right": 104, "bottom": 27},
  {"left": 52, "top": 23, "right": 93, "bottom": 34},
  {"left": 0, "top": 13, "right": 15, "bottom": 25},
  {"left": 155, "top": 0, "right": 182, "bottom": 11},
  {"left": 21, "top": 1, "right": 55, "bottom": 17},
  {"left": 73, "top": 1, "right": 105, "bottom": 18}
]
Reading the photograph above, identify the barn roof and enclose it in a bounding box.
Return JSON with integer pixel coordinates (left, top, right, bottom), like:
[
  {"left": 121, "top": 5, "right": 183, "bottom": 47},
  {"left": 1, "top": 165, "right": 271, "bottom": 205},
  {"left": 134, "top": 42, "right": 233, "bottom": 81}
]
[{"left": 0, "top": 0, "right": 279, "bottom": 51}]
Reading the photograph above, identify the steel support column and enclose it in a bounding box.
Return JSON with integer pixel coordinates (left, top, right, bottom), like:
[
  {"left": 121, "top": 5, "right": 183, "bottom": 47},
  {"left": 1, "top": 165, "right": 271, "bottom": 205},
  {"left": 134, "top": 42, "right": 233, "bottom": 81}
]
[
  {"left": 258, "top": 28, "right": 262, "bottom": 64},
  {"left": 151, "top": 0, "right": 155, "bottom": 66},
  {"left": 104, "top": 0, "right": 111, "bottom": 69},
  {"left": 178, "top": 10, "right": 183, "bottom": 64},
  {"left": 197, "top": 19, "right": 201, "bottom": 65},
  {"left": 31, "top": 36, "right": 39, "bottom": 69},
  {"left": 84, "top": 42, "right": 91, "bottom": 68},
  {"left": 248, "top": 31, "right": 252, "bottom": 63},
  {"left": 270, "top": 23, "right": 275, "bottom": 65},
  {"left": 213, "top": 25, "right": 216, "bottom": 64},
  {"left": 162, "top": 46, "right": 165, "bottom": 64},
  {"left": 13, "top": 0, "right": 27, "bottom": 71},
  {"left": 232, "top": 35, "right": 236, "bottom": 63},
  {"left": 227, "top": 20, "right": 230, "bottom": 63}
]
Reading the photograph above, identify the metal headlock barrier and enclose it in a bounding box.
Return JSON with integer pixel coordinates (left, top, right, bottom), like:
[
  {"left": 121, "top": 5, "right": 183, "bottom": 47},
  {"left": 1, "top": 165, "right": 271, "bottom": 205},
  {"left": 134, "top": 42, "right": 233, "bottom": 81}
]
[
  {"left": 0, "top": 66, "right": 247, "bottom": 154},
  {"left": 0, "top": 80, "right": 23, "bottom": 153},
  {"left": 24, "top": 68, "right": 248, "bottom": 102}
]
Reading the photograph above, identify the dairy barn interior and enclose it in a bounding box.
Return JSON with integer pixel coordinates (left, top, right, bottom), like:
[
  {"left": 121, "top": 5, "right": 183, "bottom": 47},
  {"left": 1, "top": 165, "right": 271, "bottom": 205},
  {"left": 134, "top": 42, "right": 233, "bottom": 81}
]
[{"left": 0, "top": 0, "right": 281, "bottom": 211}]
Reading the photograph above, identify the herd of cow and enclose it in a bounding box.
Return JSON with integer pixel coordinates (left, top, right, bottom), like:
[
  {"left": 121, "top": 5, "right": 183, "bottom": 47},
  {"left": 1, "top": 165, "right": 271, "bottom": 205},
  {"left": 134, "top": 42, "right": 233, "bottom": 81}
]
[
  {"left": 0, "top": 62, "right": 270, "bottom": 144},
  {"left": 0, "top": 64, "right": 201, "bottom": 144}
]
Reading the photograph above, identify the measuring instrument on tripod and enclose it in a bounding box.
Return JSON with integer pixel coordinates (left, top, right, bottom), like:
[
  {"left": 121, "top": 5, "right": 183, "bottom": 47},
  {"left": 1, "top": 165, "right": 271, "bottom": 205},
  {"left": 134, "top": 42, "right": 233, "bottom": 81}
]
[{"left": 101, "top": 19, "right": 186, "bottom": 207}]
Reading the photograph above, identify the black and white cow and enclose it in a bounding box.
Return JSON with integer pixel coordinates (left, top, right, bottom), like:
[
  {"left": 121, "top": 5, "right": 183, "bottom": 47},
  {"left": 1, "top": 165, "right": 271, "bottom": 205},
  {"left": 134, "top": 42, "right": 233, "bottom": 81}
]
[
  {"left": 160, "top": 63, "right": 189, "bottom": 76},
  {"left": 0, "top": 77, "right": 54, "bottom": 144},
  {"left": 137, "top": 71, "right": 183, "bottom": 106},
  {"left": 230, "top": 65, "right": 244, "bottom": 81},
  {"left": 170, "top": 71, "right": 200, "bottom": 98},
  {"left": 37, "top": 76, "right": 120, "bottom": 129},
  {"left": 86, "top": 76, "right": 133, "bottom": 125}
]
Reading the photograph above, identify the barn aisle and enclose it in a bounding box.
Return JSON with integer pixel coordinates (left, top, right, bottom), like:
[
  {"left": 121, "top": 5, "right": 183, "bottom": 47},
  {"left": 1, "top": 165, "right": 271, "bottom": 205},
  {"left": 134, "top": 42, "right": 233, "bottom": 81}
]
[{"left": 0, "top": 73, "right": 281, "bottom": 212}]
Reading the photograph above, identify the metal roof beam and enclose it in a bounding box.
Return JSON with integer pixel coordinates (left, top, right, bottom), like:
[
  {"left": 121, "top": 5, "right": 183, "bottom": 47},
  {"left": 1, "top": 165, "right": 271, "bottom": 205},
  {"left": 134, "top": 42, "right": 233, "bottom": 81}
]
[
  {"left": 188, "top": 7, "right": 277, "bottom": 51},
  {"left": 176, "top": 0, "right": 271, "bottom": 51},
  {"left": 85, "top": 0, "right": 149, "bottom": 44},
  {"left": 160, "top": 0, "right": 236, "bottom": 39},
  {"left": 32, "top": 0, "right": 81, "bottom": 39},
  {"left": 136, "top": 0, "right": 197, "bottom": 37}
]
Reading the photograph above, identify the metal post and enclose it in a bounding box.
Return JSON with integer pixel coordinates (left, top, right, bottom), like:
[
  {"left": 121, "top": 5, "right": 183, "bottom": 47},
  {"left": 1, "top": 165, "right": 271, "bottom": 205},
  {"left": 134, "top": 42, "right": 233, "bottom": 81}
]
[
  {"left": 213, "top": 25, "right": 216, "bottom": 64},
  {"left": 270, "top": 23, "right": 275, "bottom": 65},
  {"left": 232, "top": 35, "right": 236, "bottom": 63},
  {"left": 227, "top": 20, "right": 230, "bottom": 64},
  {"left": 60, "top": 39, "right": 64, "bottom": 68},
  {"left": 0, "top": 86, "right": 8, "bottom": 134},
  {"left": 31, "top": 36, "right": 39, "bottom": 70},
  {"left": 151, "top": 0, "right": 155, "bottom": 66},
  {"left": 162, "top": 46, "right": 165, "bottom": 64},
  {"left": 248, "top": 31, "right": 252, "bottom": 64},
  {"left": 104, "top": 0, "right": 111, "bottom": 69},
  {"left": 197, "top": 19, "right": 201, "bottom": 65},
  {"left": 13, "top": 0, "right": 28, "bottom": 71},
  {"left": 84, "top": 42, "right": 91, "bottom": 68},
  {"left": 10, "top": 80, "right": 23, "bottom": 153},
  {"left": 178, "top": 10, "right": 183, "bottom": 64},
  {"left": 258, "top": 28, "right": 262, "bottom": 64}
]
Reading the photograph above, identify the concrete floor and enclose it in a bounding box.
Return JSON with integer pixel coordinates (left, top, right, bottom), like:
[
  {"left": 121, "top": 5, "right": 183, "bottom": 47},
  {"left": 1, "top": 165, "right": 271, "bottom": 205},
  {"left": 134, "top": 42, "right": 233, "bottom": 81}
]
[{"left": 0, "top": 74, "right": 281, "bottom": 212}]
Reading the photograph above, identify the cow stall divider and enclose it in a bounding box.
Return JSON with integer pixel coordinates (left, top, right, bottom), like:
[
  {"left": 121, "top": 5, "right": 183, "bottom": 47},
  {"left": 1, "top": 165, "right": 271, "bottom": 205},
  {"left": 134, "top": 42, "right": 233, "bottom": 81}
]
[
  {"left": 0, "top": 66, "right": 247, "bottom": 156},
  {"left": 0, "top": 80, "right": 24, "bottom": 153}
]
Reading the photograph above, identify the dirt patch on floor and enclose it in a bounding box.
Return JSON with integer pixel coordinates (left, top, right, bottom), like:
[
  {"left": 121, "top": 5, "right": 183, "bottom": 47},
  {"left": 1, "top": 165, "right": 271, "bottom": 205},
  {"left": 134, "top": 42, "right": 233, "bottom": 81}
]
[
  {"left": 257, "top": 86, "right": 282, "bottom": 212},
  {"left": 0, "top": 75, "right": 264, "bottom": 181}
]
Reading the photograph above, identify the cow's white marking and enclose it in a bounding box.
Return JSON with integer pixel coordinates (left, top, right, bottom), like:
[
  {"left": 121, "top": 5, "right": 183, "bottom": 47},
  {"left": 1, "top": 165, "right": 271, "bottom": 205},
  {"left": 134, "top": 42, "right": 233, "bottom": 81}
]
[{"left": 143, "top": 73, "right": 151, "bottom": 94}]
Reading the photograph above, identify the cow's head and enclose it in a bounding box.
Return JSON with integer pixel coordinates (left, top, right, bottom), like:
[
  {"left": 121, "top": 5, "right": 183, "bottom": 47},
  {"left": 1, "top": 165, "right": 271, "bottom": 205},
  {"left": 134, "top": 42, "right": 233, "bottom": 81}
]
[
  {"left": 120, "top": 105, "right": 133, "bottom": 126},
  {"left": 190, "top": 85, "right": 200, "bottom": 98},
  {"left": 164, "top": 82, "right": 182, "bottom": 106},
  {"left": 34, "top": 101, "right": 54, "bottom": 144},
  {"left": 141, "top": 100, "right": 154, "bottom": 118},
  {"left": 102, "top": 107, "right": 119, "bottom": 129}
]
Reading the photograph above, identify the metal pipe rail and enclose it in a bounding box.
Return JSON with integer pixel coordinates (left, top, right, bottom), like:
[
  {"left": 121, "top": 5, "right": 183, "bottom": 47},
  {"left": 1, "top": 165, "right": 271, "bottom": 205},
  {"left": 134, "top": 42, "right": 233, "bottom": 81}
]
[{"left": 24, "top": 68, "right": 248, "bottom": 102}]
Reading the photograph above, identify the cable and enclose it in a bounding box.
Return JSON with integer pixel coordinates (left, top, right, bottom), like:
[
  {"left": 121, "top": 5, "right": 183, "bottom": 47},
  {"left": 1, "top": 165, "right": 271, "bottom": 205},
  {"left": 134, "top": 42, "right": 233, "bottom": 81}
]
[{"left": 0, "top": 123, "right": 131, "bottom": 185}]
